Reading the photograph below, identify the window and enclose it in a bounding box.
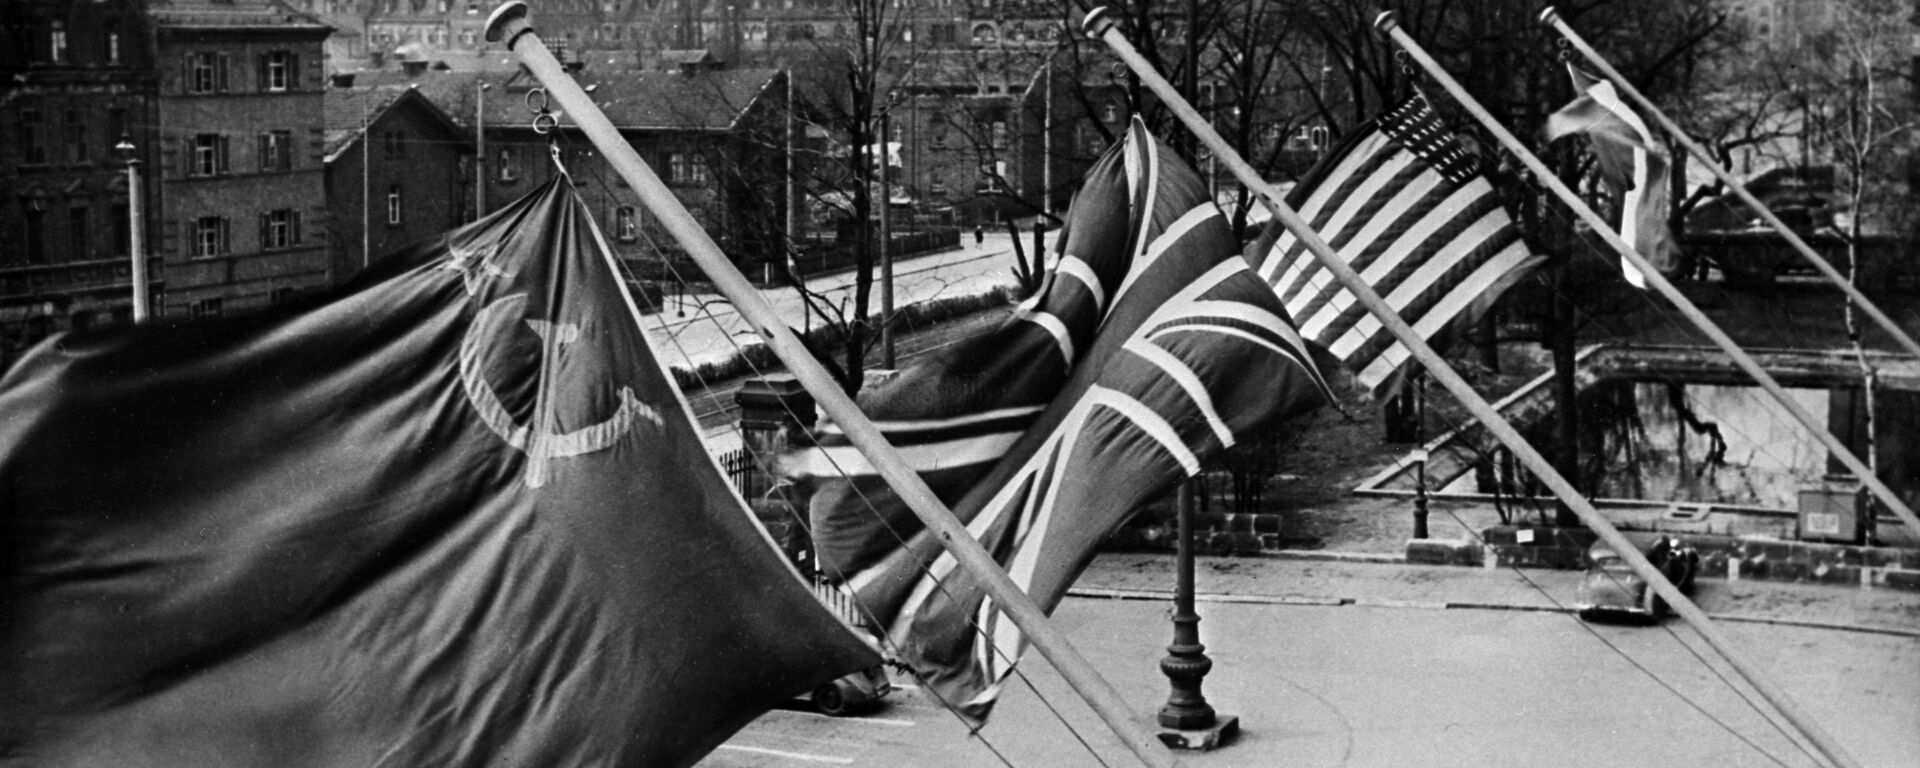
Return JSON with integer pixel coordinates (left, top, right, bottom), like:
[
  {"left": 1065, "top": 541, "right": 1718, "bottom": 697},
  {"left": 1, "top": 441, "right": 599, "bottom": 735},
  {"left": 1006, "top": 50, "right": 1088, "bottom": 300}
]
[
  {"left": 194, "top": 216, "right": 229, "bottom": 257},
  {"left": 972, "top": 23, "right": 997, "bottom": 45},
  {"left": 991, "top": 121, "right": 1008, "bottom": 149},
  {"left": 190, "top": 134, "right": 230, "bottom": 176},
  {"left": 192, "top": 297, "right": 223, "bottom": 318},
  {"left": 497, "top": 147, "right": 519, "bottom": 182},
  {"left": 929, "top": 170, "right": 946, "bottom": 194},
  {"left": 63, "top": 110, "right": 86, "bottom": 164},
  {"left": 930, "top": 23, "right": 957, "bottom": 44},
  {"left": 108, "top": 108, "right": 127, "bottom": 145},
  {"left": 187, "top": 52, "right": 229, "bottom": 94},
  {"left": 383, "top": 130, "right": 405, "bottom": 159},
  {"left": 386, "top": 185, "right": 403, "bottom": 225},
  {"left": 106, "top": 25, "right": 121, "bottom": 65},
  {"left": 23, "top": 204, "right": 47, "bottom": 264},
  {"left": 615, "top": 206, "right": 638, "bottom": 241},
  {"left": 67, "top": 206, "right": 89, "bottom": 260},
  {"left": 260, "top": 130, "right": 292, "bottom": 172},
  {"left": 50, "top": 22, "right": 67, "bottom": 64},
  {"left": 262, "top": 51, "right": 294, "bottom": 92},
  {"left": 1101, "top": 102, "right": 1122, "bottom": 123},
  {"left": 19, "top": 110, "right": 46, "bottom": 164},
  {"left": 669, "top": 153, "right": 707, "bottom": 185},
  {"left": 112, "top": 202, "right": 129, "bottom": 256},
  {"left": 261, "top": 208, "right": 302, "bottom": 249}
]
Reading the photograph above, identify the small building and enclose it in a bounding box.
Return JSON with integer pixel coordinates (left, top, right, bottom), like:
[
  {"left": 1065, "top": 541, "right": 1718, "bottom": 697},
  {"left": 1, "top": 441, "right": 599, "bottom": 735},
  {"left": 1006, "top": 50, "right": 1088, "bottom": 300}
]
[{"left": 322, "top": 84, "right": 475, "bottom": 280}]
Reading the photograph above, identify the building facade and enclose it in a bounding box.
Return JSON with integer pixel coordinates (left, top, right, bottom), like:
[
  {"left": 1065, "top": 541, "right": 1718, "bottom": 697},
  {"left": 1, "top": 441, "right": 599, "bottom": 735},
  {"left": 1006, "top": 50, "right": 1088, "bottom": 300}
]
[
  {"left": 151, "top": 0, "right": 335, "bottom": 318},
  {"left": 323, "top": 84, "right": 474, "bottom": 279},
  {"left": 1, "top": 0, "right": 161, "bottom": 365}
]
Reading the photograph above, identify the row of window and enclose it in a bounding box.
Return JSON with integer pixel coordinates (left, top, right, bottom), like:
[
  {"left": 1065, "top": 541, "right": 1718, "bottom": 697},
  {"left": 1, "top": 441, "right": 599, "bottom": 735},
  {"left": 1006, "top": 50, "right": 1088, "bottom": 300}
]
[
  {"left": 188, "top": 208, "right": 309, "bottom": 258},
  {"left": 18, "top": 19, "right": 127, "bottom": 67},
  {"left": 182, "top": 51, "right": 304, "bottom": 95},
  {"left": 13, "top": 106, "right": 132, "bottom": 167},
  {"left": 489, "top": 147, "right": 707, "bottom": 186},
  {"left": 182, "top": 130, "right": 297, "bottom": 177},
  {"left": 11, "top": 201, "right": 132, "bottom": 266}
]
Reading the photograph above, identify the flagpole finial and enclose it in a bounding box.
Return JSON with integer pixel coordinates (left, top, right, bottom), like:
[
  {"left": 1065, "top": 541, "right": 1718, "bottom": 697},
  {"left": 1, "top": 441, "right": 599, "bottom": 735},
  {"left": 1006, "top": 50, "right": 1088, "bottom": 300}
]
[
  {"left": 1081, "top": 6, "right": 1119, "bottom": 40},
  {"left": 1538, "top": 6, "right": 1563, "bottom": 26},
  {"left": 484, "top": 1, "right": 530, "bottom": 45},
  {"left": 1371, "top": 9, "right": 1400, "bottom": 34}
]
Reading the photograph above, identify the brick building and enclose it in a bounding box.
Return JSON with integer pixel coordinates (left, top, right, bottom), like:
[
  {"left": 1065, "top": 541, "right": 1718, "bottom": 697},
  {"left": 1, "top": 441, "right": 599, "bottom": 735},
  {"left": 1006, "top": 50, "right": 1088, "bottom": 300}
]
[
  {"left": 151, "top": 0, "right": 334, "bottom": 318},
  {"left": 0, "top": 0, "right": 161, "bottom": 365}
]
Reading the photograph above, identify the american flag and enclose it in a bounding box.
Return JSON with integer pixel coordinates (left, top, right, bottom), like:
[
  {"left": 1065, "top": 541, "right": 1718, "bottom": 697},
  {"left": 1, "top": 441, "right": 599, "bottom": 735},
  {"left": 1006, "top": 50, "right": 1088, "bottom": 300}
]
[
  {"left": 1253, "top": 93, "right": 1544, "bottom": 398},
  {"left": 867, "top": 119, "right": 1331, "bottom": 721}
]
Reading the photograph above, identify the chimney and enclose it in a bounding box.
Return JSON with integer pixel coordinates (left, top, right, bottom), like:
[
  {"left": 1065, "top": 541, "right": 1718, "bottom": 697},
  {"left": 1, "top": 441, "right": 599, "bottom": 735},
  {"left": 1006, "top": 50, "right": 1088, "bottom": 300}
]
[{"left": 402, "top": 60, "right": 428, "bottom": 76}]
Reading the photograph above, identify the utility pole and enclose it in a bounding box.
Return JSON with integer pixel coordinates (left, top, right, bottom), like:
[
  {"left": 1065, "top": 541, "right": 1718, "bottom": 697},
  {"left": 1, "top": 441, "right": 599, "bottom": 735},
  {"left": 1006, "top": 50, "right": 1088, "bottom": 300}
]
[
  {"left": 879, "top": 106, "right": 895, "bottom": 368},
  {"left": 476, "top": 81, "right": 489, "bottom": 220},
  {"left": 116, "top": 135, "right": 148, "bottom": 322}
]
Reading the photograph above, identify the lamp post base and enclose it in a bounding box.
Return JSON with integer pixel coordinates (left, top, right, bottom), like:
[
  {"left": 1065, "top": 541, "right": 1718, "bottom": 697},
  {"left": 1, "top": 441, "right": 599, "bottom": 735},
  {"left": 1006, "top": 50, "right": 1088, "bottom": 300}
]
[{"left": 1156, "top": 714, "right": 1239, "bottom": 751}]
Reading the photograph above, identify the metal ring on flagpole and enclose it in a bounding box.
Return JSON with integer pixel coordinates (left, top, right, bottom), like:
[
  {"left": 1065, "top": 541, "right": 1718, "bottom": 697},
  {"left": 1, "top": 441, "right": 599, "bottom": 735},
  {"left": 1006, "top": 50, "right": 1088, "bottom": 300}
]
[
  {"left": 532, "top": 110, "right": 558, "bottom": 134},
  {"left": 525, "top": 87, "right": 550, "bottom": 116}
]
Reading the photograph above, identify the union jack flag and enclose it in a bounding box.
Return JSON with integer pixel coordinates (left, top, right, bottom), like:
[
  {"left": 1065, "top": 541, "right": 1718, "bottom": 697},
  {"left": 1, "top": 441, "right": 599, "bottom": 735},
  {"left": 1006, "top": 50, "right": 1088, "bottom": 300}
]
[{"left": 864, "top": 118, "right": 1332, "bottom": 720}]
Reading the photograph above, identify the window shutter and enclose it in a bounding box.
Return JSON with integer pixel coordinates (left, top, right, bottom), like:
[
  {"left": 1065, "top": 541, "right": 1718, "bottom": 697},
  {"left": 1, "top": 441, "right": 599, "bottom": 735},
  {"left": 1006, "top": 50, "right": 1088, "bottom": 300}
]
[
  {"left": 288, "top": 53, "right": 300, "bottom": 91},
  {"left": 216, "top": 53, "right": 230, "bottom": 92},
  {"left": 257, "top": 133, "right": 268, "bottom": 172},
  {"left": 181, "top": 218, "right": 193, "bottom": 256},
  {"left": 220, "top": 218, "right": 230, "bottom": 255},
  {"left": 182, "top": 137, "right": 193, "bottom": 176},
  {"left": 259, "top": 212, "right": 269, "bottom": 251},
  {"left": 181, "top": 53, "right": 191, "bottom": 92},
  {"left": 218, "top": 135, "right": 230, "bottom": 174},
  {"left": 257, "top": 53, "right": 267, "bottom": 91},
  {"left": 292, "top": 210, "right": 302, "bottom": 245}
]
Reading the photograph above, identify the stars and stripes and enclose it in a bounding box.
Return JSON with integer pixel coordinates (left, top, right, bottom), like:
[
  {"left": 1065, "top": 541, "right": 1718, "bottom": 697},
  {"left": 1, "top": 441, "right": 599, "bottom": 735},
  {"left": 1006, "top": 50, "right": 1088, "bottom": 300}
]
[{"left": 1253, "top": 92, "right": 1545, "bottom": 398}]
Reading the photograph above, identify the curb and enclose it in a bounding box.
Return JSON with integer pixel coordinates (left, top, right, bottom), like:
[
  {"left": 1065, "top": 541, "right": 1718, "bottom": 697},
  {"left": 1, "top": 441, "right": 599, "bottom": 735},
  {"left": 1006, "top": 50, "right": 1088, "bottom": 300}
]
[{"left": 1063, "top": 586, "right": 1920, "bottom": 638}]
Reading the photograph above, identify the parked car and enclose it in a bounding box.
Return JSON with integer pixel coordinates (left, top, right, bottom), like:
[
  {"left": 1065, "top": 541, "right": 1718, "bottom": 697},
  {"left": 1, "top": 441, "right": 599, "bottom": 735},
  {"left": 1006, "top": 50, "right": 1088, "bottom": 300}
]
[
  {"left": 811, "top": 664, "right": 893, "bottom": 716},
  {"left": 1575, "top": 536, "right": 1700, "bottom": 623}
]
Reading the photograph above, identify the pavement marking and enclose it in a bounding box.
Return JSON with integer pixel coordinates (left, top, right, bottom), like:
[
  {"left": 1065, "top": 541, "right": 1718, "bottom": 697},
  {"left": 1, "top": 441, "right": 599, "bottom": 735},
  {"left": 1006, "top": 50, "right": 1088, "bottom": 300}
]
[
  {"left": 714, "top": 744, "right": 855, "bottom": 764},
  {"left": 772, "top": 709, "right": 918, "bottom": 727}
]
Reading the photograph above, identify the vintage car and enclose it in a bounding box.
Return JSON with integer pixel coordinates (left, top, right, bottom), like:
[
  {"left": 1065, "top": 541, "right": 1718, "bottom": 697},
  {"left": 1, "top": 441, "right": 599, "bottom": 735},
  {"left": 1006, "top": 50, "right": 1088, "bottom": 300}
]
[
  {"left": 811, "top": 664, "right": 893, "bottom": 716},
  {"left": 1575, "top": 536, "right": 1700, "bottom": 623}
]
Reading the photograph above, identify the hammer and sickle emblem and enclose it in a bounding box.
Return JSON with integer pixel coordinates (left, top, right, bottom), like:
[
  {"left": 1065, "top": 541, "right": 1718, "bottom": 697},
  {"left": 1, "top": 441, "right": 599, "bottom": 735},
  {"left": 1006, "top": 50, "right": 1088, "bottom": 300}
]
[{"left": 458, "top": 293, "right": 661, "bottom": 488}]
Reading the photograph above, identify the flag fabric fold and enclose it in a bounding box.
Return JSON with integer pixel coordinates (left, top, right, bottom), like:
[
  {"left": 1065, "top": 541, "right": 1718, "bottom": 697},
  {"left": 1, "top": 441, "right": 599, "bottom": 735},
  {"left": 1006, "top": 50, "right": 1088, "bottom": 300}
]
[
  {"left": 0, "top": 178, "right": 878, "bottom": 768},
  {"left": 798, "top": 117, "right": 1331, "bottom": 722},
  {"left": 1251, "top": 92, "right": 1547, "bottom": 399},
  {"left": 1545, "top": 64, "right": 1680, "bottom": 287}
]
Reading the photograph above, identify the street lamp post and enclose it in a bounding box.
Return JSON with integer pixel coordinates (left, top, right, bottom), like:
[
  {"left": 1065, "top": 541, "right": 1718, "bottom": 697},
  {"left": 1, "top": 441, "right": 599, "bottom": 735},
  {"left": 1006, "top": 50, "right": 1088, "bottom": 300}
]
[
  {"left": 1157, "top": 481, "right": 1237, "bottom": 750},
  {"left": 116, "top": 135, "right": 149, "bottom": 323}
]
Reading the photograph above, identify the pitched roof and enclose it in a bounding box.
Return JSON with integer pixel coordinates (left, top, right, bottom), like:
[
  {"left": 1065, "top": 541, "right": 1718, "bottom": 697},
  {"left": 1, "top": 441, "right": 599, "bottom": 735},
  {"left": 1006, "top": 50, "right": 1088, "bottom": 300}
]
[
  {"left": 322, "top": 86, "right": 471, "bottom": 163},
  {"left": 150, "top": 0, "right": 330, "bottom": 32},
  {"left": 340, "top": 66, "right": 782, "bottom": 134}
]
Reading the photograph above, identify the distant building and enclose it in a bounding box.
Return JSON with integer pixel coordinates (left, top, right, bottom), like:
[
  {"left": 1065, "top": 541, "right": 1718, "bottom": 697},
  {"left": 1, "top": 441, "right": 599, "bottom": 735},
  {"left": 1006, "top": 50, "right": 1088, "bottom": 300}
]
[
  {"left": 353, "top": 59, "right": 791, "bottom": 286},
  {"left": 322, "top": 84, "right": 474, "bottom": 279},
  {"left": 0, "top": 0, "right": 160, "bottom": 365},
  {"left": 151, "top": 0, "right": 335, "bottom": 318}
]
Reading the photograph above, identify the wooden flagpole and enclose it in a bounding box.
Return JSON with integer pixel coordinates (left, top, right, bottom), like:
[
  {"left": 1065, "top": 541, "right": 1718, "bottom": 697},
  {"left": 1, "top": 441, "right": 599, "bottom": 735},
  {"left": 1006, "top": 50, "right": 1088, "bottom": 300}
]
[
  {"left": 1083, "top": 8, "right": 1864, "bottom": 768},
  {"left": 1372, "top": 11, "right": 1918, "bottom": 538},
  {"left": 483, "top": 5, "right": 1179, "bottom": 767},
  {"left": 1541, "top": 5, "right": 1920, "bottom": 361}
]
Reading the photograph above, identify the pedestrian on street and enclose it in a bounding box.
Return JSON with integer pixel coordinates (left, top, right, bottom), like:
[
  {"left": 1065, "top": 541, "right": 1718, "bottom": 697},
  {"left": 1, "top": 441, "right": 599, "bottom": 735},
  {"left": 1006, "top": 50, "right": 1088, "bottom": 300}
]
[{"left": 974, "top": 224, "right": 984, "bottom": 249}]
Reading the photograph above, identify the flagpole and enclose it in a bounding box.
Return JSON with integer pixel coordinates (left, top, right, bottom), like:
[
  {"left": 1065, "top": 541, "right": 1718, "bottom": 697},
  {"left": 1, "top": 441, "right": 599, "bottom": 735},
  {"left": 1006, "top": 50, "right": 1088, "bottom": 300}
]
[
  {"left": 1540, "top": 5, "right": 1920, "bottom": 362},
  {"left": 1082, "top": 9, "right": 1864, "bottom": 768},
  {"left": 484, "top": 6, "right": 1178, "bottom": 767},
  {"left": 1372, "top": 10, "right": 1917, "bottom": 538}
]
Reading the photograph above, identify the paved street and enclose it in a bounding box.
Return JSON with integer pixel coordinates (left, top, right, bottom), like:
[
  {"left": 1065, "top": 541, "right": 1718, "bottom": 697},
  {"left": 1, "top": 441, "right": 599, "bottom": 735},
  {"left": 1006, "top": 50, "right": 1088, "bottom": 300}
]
[{"left": 705, "top": 555, "right": 1920, "bottom": 768}]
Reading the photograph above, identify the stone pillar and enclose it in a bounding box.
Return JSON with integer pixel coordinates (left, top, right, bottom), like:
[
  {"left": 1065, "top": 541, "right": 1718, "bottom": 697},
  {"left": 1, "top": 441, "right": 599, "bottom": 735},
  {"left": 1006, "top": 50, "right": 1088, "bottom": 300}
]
[{"left": 734, "top": 374, "right": 817, "bottom": 567}]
